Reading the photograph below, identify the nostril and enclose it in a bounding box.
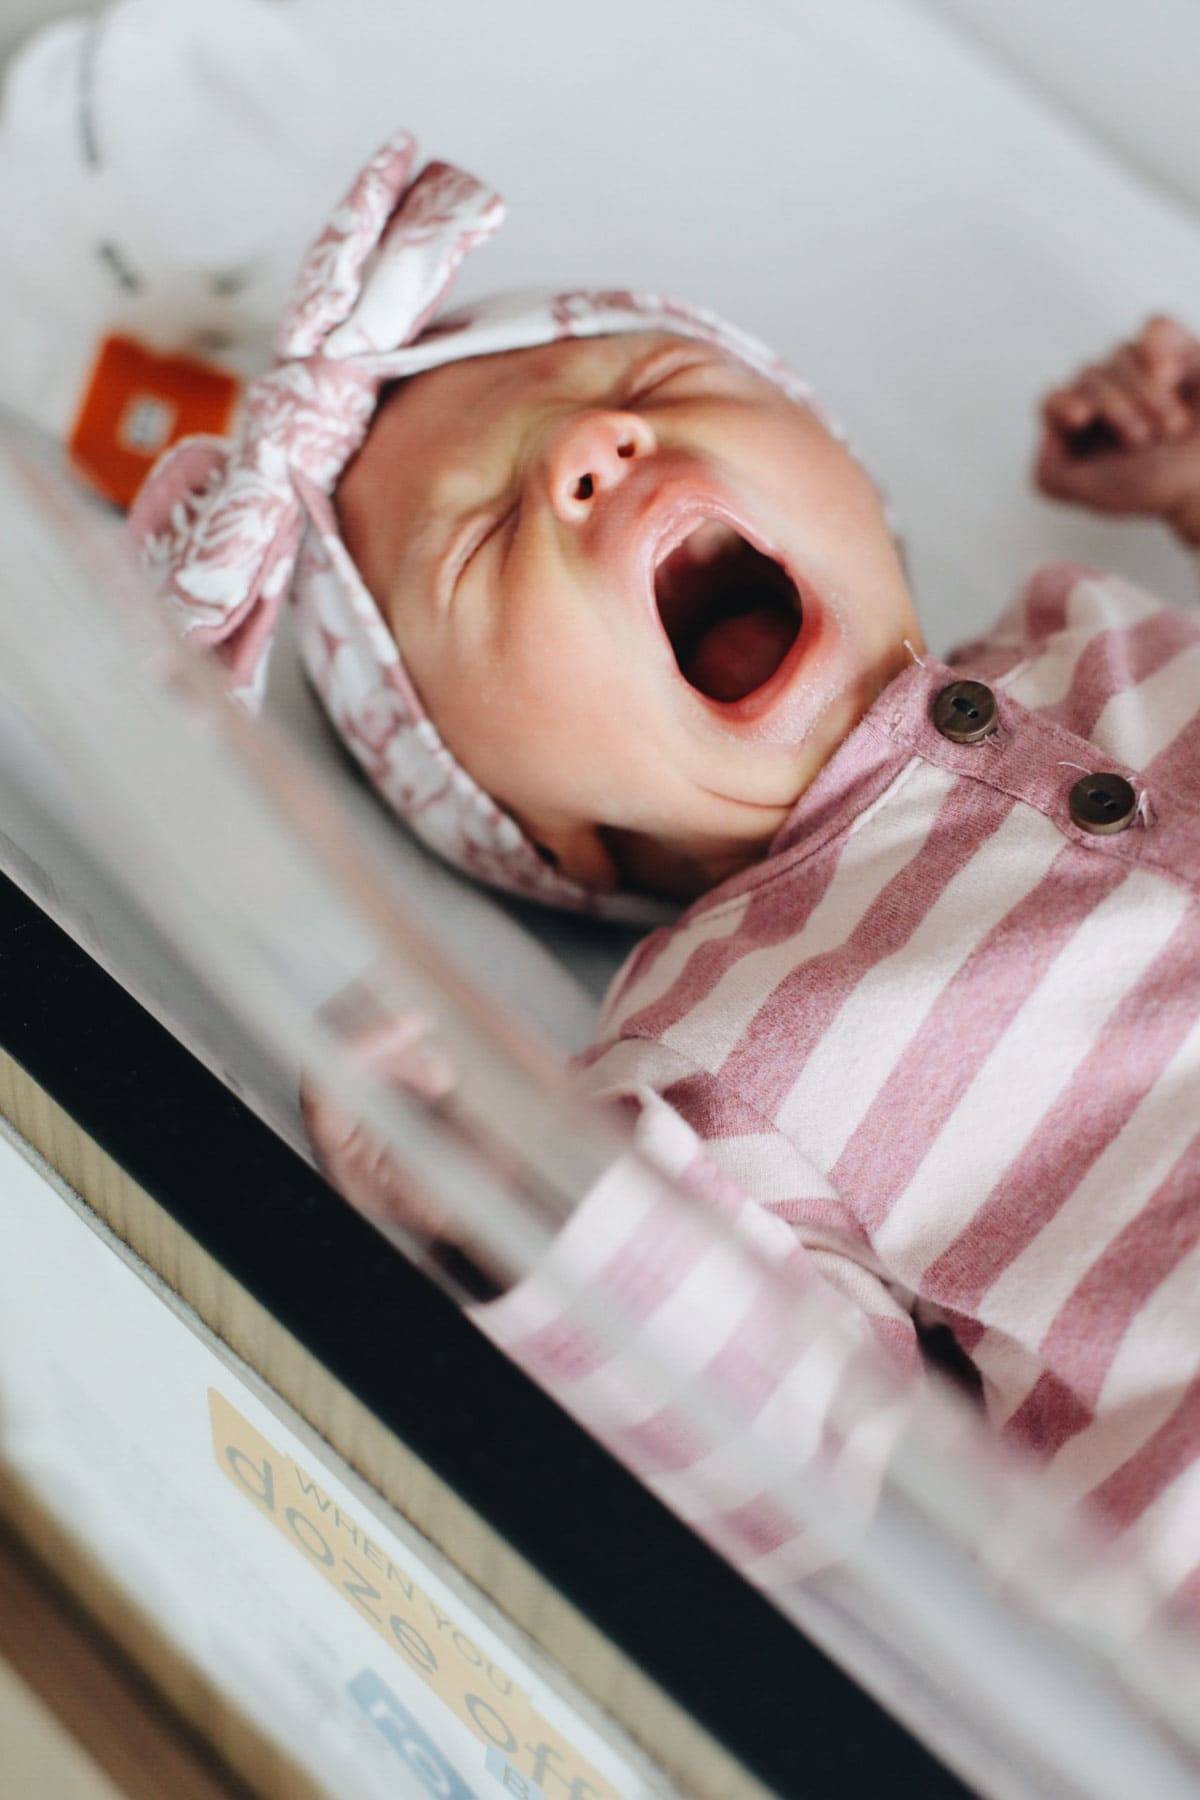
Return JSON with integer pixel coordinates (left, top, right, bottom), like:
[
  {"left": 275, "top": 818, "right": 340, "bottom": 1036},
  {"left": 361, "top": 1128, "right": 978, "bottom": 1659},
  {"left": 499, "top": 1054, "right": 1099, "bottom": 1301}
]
[{"left": 574, "top": 473, "right": 594, "bottom": 500}]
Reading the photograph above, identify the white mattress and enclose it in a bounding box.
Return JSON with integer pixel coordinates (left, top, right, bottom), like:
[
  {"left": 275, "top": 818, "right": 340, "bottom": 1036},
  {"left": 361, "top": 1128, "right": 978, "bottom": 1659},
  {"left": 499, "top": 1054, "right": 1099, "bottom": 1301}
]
[{"left": 7, "top": 0, "right": 1200, "bottom": 1142}]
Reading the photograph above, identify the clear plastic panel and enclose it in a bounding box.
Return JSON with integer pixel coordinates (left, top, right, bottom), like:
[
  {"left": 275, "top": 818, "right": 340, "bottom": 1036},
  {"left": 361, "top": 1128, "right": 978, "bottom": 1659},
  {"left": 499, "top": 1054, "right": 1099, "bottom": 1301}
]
[{"left": 2, "top": 414, "right": 1199, "bottom": 1800}]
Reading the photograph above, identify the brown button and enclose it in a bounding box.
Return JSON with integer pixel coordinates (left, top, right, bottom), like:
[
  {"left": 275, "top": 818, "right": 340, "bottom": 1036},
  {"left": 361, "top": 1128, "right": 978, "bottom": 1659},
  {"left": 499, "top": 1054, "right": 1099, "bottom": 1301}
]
[
  {"left": 933, "top": 679, "right": 998, "bottom": 744},
  {"left": 1068, "top": 771, "right": 1137, "bottom": 835}
]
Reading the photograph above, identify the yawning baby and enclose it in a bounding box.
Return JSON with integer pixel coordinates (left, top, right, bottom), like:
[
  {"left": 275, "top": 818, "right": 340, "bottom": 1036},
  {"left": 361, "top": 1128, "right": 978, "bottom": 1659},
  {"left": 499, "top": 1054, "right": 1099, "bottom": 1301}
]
[{"left": 134, "top": 134, "right": 1200, "bottom": 1611}]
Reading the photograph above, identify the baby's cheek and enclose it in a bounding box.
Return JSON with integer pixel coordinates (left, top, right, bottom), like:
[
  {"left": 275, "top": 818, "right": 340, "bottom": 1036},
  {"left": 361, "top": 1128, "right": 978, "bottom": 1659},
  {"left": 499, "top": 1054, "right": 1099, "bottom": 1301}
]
[
  {"left": 778, "top": 434, "right": 912, "bottom": 640},
  {"left": 491, "top": 632, "right": 652, "bottom": 816}
]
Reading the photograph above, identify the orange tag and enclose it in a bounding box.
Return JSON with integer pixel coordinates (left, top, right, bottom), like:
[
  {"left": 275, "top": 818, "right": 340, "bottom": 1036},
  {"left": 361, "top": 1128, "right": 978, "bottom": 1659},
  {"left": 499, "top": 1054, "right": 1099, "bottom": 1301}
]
[{"left": 68, "top": 333, "right": 240, "bottom": 510}]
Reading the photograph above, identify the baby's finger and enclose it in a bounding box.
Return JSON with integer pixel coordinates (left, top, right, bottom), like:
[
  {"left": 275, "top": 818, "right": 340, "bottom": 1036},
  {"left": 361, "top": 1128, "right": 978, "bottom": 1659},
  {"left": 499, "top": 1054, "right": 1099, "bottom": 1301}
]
[
  {"left": 299, "top": 1067, "right": 455, "bottom": 1239},
  {"left": 1041, "top": 384, "right": 1096, "bottom": 433},
  {"left": 1138, "top": 314, "right": 1200, "bottom": 380},
  {"left": 1075, "top": 368, "right": 1152, "bottom": 447},
  {"left": 1114, "top": 344, "right": 1192, "bottom": 436},
  {"left": 300, "top": 1009, "right": 456, "bottom": 1178},
  {"left": 351, "top": 1012, "right": 457, "bottom": 1100},
  {"left": 1108, "top": 347, "right": 1187, "bottom": 438},
  {"left": 298, "top": 1077, "right": 358, "bottom": 1164}
]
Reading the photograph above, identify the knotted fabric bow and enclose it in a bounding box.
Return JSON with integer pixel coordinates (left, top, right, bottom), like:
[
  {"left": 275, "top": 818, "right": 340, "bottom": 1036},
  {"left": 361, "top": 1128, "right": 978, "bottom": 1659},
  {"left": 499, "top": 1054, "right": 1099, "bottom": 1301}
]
[{"left": 131, "top": 130, "right": 879, "bottom": 920}]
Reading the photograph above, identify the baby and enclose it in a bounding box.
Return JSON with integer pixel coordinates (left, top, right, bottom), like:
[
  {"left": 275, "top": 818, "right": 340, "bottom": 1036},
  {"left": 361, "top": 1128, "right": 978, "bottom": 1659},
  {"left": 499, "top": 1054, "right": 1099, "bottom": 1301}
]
[{"left": 136, "top": 137, "right": 1200, "bottom": 1606}]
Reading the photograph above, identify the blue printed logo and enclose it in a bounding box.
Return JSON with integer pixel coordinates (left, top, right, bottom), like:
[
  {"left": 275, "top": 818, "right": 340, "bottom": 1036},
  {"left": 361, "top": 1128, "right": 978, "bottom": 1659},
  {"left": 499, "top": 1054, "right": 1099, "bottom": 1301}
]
[
  {"left": 485, "top": 1744, "right": 548, "bottom": 1797},
  {"left": 349, "top": 1668, "right": 476, "bottom": 1797}
]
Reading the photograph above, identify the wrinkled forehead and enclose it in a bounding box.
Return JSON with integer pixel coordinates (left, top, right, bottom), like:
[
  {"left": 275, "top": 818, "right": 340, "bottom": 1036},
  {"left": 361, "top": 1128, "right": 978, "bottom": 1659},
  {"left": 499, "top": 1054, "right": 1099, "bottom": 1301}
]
[
  {"left": 373, "top": 325, "right": 807, "bottom": 462},
  {"left": 361, "top": 330, "right": 682, "bottom": 493},
  {"left": 382, "top": 327, "right": 687, "bottom": 410}
]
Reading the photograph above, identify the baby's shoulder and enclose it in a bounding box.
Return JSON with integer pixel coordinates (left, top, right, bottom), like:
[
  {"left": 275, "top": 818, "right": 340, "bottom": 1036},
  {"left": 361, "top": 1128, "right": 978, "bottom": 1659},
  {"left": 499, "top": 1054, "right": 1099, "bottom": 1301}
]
[
  {"left": 949, "top": 560, "right": 1200, "bottom": 699},
  {"left": 950, "top": 558, "right": 1200, "bottom": 774},
  {"left": 951, "top": 559, "right": 1191, "bottom": 658}
]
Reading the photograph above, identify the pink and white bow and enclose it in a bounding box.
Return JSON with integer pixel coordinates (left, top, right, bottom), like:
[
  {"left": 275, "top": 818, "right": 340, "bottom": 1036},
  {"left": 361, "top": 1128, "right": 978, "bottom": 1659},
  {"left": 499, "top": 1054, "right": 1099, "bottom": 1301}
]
[{"left": 130, "top": 131, "right": 873, "bottom": 921}]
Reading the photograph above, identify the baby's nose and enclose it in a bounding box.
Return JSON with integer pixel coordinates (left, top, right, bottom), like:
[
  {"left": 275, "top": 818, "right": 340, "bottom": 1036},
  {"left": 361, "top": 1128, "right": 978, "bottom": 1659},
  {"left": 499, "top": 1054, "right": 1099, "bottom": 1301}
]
[{"left": 544, "top": 410, "right": 657, "bottom": 523}]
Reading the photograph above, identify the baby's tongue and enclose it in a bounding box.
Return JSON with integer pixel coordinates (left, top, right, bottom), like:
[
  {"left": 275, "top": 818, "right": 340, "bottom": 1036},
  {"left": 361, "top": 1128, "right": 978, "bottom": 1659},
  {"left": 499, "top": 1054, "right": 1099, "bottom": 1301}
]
[{"left": 683, "top": 605, "right": 797, "bottom": 702}]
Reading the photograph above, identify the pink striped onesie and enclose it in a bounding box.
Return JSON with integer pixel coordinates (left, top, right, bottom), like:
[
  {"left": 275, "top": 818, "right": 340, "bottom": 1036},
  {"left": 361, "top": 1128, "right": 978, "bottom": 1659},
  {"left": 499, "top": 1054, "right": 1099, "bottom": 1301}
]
[{"left": 473, "top": 559, "right": 1200, "bottom": 1609}]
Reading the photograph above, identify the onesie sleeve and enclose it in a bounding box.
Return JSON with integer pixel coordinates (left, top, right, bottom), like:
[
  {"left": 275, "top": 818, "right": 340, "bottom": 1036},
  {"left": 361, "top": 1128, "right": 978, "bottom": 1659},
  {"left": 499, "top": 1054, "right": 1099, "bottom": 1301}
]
[
  {"left": 467, "top": 1036, "right": 921, "bottom": 1590},
  {"left": 579, "top": 1033, "right": 923, "bottom": 1371}
]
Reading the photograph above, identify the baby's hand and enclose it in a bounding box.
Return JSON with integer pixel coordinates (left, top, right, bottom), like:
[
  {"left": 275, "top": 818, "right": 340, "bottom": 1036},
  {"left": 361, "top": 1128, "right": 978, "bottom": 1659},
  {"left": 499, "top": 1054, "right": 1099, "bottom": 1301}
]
[
  {"left": 1033, "top": 315, "right": 1200, "bottom": 544},
  {"left": 300, "top": 1009, "right": 459, "bottom": 1242}
]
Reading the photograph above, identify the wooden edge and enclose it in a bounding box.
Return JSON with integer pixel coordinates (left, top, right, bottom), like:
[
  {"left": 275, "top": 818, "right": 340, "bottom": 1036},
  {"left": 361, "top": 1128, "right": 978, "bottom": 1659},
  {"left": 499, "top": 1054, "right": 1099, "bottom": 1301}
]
[{"left": 0, "top": 1047, "right": 767, "bottom": 1800}]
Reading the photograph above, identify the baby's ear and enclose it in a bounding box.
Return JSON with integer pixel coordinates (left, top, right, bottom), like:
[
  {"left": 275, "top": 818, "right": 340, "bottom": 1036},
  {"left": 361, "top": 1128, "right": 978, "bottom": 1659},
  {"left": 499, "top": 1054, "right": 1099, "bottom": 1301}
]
[{"left": 527, "top": 819, "right": 620, "bottom": 892}]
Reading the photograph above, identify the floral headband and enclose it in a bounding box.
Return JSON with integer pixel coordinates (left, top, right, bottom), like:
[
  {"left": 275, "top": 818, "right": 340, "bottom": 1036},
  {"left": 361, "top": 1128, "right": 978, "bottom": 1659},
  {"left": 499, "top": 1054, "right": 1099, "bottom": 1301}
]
[{"left": 130, "top": 131, "right": 882, "bottom": 922}]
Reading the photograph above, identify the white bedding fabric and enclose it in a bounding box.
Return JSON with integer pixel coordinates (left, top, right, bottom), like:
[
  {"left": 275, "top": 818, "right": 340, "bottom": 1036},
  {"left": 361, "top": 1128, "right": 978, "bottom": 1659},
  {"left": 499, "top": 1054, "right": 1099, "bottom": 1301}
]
[
  {"left": 6, "top": 0, "right": 1200, "bottom": 1116},
  {"left": 921, "top": 0, "right": 1200, "bottom": 224}
]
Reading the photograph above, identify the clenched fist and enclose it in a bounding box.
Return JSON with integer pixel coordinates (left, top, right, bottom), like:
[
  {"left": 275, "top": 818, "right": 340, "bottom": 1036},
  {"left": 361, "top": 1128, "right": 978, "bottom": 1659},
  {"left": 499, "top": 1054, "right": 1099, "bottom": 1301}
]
[
  {"left": 1034, "top": 315, "right": 1200, "bottom": 545},
  {"left": 300, "top": 1009, "right": 459, "bottom": 1242}
]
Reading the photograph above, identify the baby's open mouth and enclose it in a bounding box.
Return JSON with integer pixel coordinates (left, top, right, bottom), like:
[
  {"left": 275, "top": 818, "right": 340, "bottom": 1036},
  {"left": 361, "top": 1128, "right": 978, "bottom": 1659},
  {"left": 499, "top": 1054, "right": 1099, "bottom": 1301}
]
[{"left": 653, "top": 522, "right": 802, "bottom": 703}]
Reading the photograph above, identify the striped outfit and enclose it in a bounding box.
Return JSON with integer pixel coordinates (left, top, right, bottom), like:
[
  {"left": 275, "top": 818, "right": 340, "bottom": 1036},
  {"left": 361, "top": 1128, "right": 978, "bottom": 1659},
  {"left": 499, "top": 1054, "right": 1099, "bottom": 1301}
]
[{"left": 474, "top": 561, "right": 1200, "bottom": 1607}]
